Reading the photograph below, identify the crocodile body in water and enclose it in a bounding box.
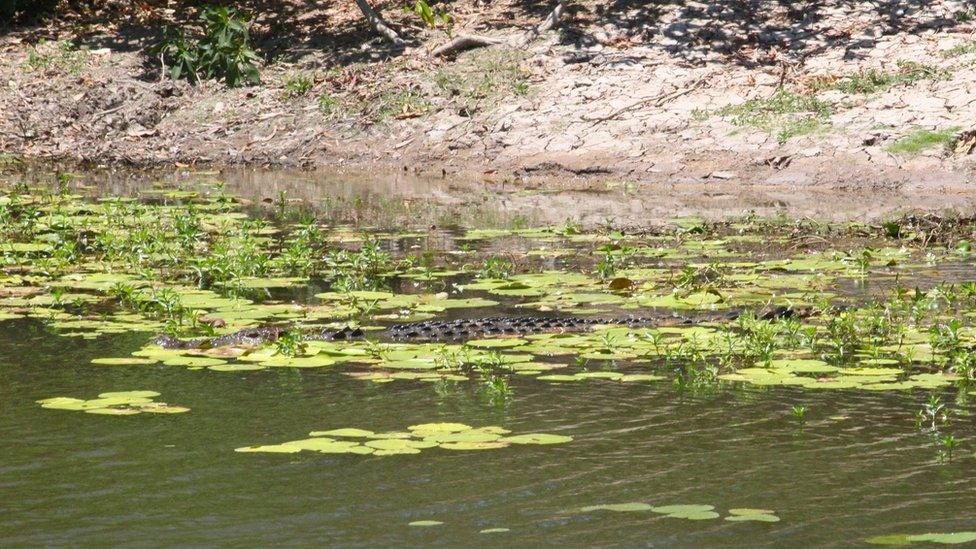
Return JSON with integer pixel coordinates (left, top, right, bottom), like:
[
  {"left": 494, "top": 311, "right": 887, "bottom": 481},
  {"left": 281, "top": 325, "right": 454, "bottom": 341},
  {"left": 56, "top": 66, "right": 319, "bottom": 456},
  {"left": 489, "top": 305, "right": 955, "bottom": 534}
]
[{"left": 152, "top": 306, "right": 808, "bottom": 349}]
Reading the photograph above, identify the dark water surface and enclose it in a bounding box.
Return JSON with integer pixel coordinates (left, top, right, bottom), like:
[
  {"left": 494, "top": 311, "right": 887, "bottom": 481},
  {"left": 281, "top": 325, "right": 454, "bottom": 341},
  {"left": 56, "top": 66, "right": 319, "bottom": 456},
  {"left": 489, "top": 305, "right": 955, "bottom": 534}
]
[{"left": 3, "top": 317, "right": 976, "bottom": 547}]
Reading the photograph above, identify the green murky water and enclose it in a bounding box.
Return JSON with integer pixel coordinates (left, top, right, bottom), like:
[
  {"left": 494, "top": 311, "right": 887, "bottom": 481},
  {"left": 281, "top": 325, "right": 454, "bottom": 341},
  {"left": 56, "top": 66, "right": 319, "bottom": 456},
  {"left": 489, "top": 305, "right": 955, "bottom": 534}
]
[{"left": 3, "top": 169, "right": 976, "bottom": 546}]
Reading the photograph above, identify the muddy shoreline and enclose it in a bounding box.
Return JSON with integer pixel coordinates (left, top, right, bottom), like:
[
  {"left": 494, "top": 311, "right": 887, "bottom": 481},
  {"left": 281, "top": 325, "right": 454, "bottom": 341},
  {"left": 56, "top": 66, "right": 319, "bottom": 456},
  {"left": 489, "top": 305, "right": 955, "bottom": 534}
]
[{"left": 2, "top": 0, "right": 974, "bottom": 195}]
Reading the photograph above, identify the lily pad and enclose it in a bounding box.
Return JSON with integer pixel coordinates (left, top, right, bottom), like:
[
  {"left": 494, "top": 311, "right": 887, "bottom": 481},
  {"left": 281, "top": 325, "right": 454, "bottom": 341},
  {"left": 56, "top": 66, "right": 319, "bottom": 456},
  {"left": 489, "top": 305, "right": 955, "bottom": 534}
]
[
  {"left": 163, "top": 356, "right": 228, "bottom": 367},
  {"left": 651, "top": 504, "right": 720, "bottom": 520},
  {"left": 97, "top": 390, "right": 161, "bottom": 399},
  {"left": 310, "top": 428, "right": 375, "bottom": 438},
  {"left": 408, "top": 423, "right": 472, "bottom": 433},
  {"left": 501, "top": 433, "right": 573, "bottom": 445},
  {"left": 438, "top": 441, "right": 510, "bottom": 450}
]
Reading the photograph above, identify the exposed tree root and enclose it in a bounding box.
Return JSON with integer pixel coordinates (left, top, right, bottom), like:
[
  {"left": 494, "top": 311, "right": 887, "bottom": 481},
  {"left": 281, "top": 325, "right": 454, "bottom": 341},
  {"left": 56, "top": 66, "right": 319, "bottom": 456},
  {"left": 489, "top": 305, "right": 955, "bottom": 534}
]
[
  {"left": 535, "top": 0, "right": 567, "bottom": 34},
  {"left": 431, "top": 34, "right": 504, "bottom": 57},
  {"left": 430, "top": 0, "right": 569, "bottom": 57},
  {"left": 354, "top": 0, "right": 406, "bottom": 47}
]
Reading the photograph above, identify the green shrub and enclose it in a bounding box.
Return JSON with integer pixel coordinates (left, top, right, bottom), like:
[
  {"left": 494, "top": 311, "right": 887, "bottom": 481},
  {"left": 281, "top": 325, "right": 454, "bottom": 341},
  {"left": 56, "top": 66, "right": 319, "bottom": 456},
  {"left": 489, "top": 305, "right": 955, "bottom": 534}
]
[
  {"left": 404, "top": 0, "right": 450, "bottom": 28},
  {"left": 152, "top": 5, "right": 260, "bottom": 87}
]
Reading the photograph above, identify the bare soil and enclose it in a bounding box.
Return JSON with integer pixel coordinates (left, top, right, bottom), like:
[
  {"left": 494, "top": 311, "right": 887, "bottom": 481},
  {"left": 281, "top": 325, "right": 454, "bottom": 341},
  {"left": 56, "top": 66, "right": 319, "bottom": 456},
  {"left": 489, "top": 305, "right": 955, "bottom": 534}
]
[{"left": 2, "top": 0, "right": 975, "bottom": 192}]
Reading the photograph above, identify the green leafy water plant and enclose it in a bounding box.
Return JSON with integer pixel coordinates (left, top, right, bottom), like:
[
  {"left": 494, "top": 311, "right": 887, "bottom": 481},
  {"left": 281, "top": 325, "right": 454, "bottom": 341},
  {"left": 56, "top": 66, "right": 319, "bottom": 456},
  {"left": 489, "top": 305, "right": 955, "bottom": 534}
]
[
  {"left": 236, "top": 423, "right": 571, "bottom": 455},
  {"left": 790, "top": 405, "right": 806, "bottom": 422},
  {"left": 37, "top": 391, "right": 189, "bottom": 415},
  {"left": 867, "top": 532, "right": 976, "bottom": 545}
]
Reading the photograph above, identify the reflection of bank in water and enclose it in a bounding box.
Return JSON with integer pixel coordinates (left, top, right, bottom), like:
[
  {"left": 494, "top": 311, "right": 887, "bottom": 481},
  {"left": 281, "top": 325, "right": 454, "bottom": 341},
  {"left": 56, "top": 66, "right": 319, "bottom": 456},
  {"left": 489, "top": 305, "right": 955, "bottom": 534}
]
[{"left": 7, "top": 164, "right": 976, "bottom": 230}]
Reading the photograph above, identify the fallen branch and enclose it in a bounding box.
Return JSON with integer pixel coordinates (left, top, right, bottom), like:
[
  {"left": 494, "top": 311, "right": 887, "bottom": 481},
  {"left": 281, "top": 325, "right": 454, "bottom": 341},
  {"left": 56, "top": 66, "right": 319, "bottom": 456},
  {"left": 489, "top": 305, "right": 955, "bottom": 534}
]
[
  {"left": 431, "top": 34, "right": 504, "bottom": 57},
  {"left": 582, "top": 74, "right": 710, "bottom": 127},
  {"left": 354, "top": 0, "right": 405, "bottom": 47},
  {"left": 431, "top": 0, "right": 569, "bottom": 56}
]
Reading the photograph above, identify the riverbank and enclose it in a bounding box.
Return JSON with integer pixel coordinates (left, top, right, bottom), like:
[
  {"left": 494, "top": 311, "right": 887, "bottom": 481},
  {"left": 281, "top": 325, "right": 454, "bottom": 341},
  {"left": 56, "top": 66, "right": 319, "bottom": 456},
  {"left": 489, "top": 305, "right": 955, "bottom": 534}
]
[{"left": 2, "top": 0, "right": 975, "bottom": 188}]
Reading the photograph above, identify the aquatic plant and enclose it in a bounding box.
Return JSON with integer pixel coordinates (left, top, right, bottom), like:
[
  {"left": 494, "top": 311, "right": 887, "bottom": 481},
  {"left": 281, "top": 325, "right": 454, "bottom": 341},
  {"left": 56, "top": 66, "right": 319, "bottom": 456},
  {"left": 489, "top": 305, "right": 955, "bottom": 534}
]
[
  {"left": 236, "top": 423, "right": 571, "bottom": 455},
  {"left": 938, "top": 434, "right": 958, "bottom": 463},
  {"left": 790, "top": 405, "right": 807, "bottom": 422},
  {"left": 476, "top": 257, "right": 514, "bottom": 279},
  {"left": 37, "top": 391, "right": 189, "bottom": 415}
]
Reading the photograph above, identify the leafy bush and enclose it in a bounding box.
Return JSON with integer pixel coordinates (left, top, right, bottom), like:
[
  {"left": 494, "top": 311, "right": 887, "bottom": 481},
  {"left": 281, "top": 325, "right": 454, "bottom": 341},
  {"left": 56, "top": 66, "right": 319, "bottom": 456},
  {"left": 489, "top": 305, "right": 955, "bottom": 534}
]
[
  {"left": 152, "top": 5, "right": 260, "bottom": 87},
  {"left": 404, "top": 0, "right": 450, "bottom": 28}
]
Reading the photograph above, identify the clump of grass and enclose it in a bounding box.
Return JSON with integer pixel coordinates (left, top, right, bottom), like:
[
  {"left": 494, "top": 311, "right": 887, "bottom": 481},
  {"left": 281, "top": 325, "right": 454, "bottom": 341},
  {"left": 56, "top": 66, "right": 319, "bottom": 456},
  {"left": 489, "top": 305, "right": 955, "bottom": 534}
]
[
  {"left": 24, "top": 40, "right": 88, "bottom": 75},
  {"left": 810, "top": 60, "right": 950, "bottom": 94},
  {"left": 886, "top": 128, "right": 960, "bottom": 156},
  {"left": 717, "top": 89, "right": 832, "bottom": 144},
  {"left": 942, "top": 41, "right": 976, "bottom": 58},
  {"left": 776, "top": 117, "right": 824, "bottom": 144},
  {"left": 317, "top": 91, "right": 343, "bottom": 118},
  {"left": 434, "top": 48, "right": 530, "bottom": 113},
  {"left": 955, "top": 7, "right": 976, "bottom": 22},
  {"left": 283, "top": 72, "right": 313, "bottom": 97},
  {"left": 375, "top": 89, "right": 431, "bottom": 121},
  {"left": 0, "top": 153, "right": 22, "bottom": 166}
]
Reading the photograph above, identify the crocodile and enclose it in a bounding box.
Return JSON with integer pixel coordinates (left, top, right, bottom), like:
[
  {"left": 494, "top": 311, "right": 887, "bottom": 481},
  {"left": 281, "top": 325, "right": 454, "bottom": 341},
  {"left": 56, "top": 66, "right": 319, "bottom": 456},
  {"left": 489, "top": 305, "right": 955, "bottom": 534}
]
[{"left": 151, "top": 305, "right": 809, "bottom": 350}]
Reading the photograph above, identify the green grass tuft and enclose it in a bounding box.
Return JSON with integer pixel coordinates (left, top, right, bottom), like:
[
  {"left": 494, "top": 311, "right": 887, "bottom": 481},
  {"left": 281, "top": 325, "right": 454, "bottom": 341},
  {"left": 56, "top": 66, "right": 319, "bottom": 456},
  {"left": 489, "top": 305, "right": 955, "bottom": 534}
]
[
  {"left": 885, "top": 128, "right": 960, "bottom": 156},
  {"left": 942, "top": 41, "right": 976, "bottom": 58},
  {"left": 810, "top": 60, "right": 950, "bottom": 94},
  {"left": 283, "top": 73, "right": 313, "bottom": 98},
  {"left": 717, "top": 89, "right": 832, "bottom": 143}
]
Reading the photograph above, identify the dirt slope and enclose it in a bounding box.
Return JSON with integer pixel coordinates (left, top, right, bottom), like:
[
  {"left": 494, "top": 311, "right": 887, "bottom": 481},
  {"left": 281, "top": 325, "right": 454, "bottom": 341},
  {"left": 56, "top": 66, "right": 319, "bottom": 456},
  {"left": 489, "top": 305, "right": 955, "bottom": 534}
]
[{"left": 1, "top": 0, "right": 975, "bottom": 189}]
